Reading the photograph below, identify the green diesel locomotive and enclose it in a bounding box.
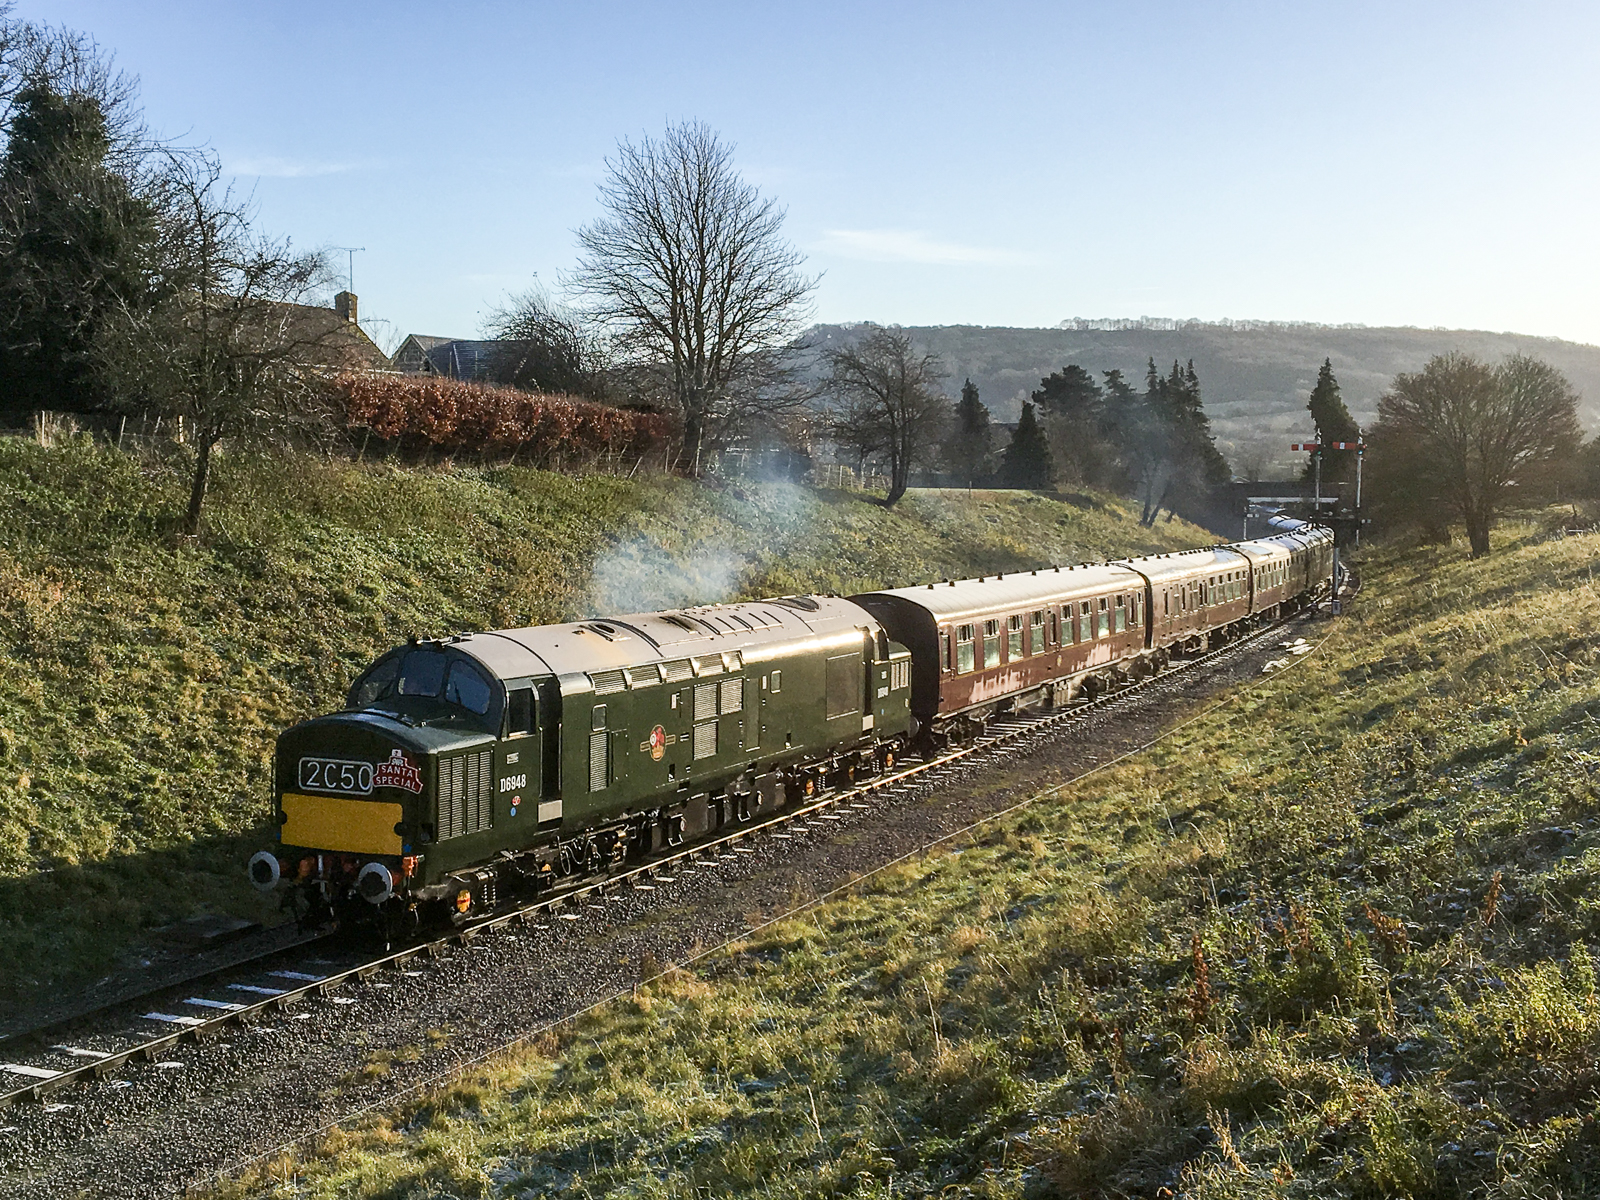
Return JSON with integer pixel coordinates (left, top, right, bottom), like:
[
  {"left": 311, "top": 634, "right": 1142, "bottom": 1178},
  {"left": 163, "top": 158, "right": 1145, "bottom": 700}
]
[{"left": 249, "top": 595, "right": 914, "bottom": 927}]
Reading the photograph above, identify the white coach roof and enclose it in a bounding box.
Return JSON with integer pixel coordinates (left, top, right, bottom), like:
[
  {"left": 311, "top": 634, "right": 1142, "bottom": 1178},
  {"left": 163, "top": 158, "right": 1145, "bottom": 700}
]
[{"left": 858, "top": 563, "right": 1146, "bottom": 623}]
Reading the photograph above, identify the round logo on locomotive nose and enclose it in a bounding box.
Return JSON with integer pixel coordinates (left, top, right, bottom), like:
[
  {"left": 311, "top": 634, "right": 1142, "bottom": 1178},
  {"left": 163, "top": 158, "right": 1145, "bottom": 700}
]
[{"left": 649, "top": 725, "right": 666, "bottom": 761}]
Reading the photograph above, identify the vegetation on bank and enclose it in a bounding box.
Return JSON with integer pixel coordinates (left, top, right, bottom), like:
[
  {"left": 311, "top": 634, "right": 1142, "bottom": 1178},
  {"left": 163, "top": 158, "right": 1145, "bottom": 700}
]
[
  {"left": 220, "top": 523, "right": 1600, "bottom": 1199},
  {"left": 0, "top": 434, "right": 1208, "bottom": 1008}
]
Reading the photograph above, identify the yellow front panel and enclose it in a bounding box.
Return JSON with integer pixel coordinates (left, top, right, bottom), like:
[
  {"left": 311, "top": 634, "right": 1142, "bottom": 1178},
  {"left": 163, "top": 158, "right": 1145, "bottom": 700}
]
[{"left": 281, "top": 792, "right": 403, "bottom": 856}]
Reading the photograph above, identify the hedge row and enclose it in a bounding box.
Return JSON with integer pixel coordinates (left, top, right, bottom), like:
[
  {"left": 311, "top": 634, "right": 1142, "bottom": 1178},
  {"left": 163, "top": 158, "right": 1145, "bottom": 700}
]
[{"left": 334, "top": 374, "right": 670, "bottom": 459}]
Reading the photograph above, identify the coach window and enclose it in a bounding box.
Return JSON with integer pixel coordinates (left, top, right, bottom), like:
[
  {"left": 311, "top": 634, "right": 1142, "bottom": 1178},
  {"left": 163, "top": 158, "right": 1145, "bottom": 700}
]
[
  {"left": 1008, "top": 614, "right": 1024, "bottom": 659},
  {"left": 1095, "top": 598, "right": 1108, "bottom": 638},
  {"left": 1114, "top": 595, "right": 1127, "bottom": 634},
  {"left": 956, "top": 624, "right": 976, "bottom": 673},
  {"left": 1030, "top": 610, "right": 1045, "bottom": 654},
  {"left": 940, "top": 629, "right": 953, "bottom": 671},
  {"left": 1049, "top": 610, "right": 1058, "bottom": 645},
  {"left": 983, "top": 620, "right": 1001, "bottom": 669}
]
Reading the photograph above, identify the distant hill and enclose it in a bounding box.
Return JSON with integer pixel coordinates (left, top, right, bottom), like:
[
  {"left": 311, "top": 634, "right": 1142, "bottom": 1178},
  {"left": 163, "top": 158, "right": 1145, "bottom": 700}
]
[{"left": 804, "top": 320, "right": 1600, "bottom": 475}]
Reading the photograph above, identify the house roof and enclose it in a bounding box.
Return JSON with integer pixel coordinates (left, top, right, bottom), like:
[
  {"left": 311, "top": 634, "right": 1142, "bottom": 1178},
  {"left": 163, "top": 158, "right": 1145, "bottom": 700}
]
[
  {"left": 276, "top": 300, "right": 390, "bottom": 372},
  {"left": 390, "top": 334, "right": 500, "bottom": 379}
]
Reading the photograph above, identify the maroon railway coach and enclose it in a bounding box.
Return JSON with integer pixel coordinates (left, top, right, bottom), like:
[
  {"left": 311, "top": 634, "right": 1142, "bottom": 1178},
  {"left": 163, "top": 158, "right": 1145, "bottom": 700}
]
[{"left": 850, "top": 564, "right": 1151, "bottom": 742}]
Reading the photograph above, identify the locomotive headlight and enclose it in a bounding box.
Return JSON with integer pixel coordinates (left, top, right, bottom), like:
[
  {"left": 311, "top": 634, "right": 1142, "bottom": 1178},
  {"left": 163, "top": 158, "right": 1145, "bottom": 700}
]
[
  {"left": 248, "top": 850, "right": 281, "bottom": 892},
  {"left": 357, "top": 861, "right": 395, "bottom": 905}
]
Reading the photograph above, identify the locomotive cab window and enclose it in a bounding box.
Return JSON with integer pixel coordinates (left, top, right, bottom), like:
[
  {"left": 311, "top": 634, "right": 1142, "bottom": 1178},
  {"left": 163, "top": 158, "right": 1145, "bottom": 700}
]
[
  {"left": 444, "top": 660, "right": 492, "bottom": 714},
  {"left": 505, "top": 687, "right": 534, "bottom": 736}
]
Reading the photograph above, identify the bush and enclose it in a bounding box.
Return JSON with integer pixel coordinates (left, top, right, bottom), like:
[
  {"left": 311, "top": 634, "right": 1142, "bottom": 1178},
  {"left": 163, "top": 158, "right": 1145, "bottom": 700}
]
[{"left": 333, "top": 373, "right": 671, "bottom": 463}]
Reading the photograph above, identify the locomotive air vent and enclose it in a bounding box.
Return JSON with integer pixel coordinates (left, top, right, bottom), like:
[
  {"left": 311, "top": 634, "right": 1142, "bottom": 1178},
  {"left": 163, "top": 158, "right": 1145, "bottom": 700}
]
[
  {"left": 771, "top": 595, "right": 820, "bottom": 612},
  {"left": 590, "top": 669, "right": 627, "bottom": 695}
]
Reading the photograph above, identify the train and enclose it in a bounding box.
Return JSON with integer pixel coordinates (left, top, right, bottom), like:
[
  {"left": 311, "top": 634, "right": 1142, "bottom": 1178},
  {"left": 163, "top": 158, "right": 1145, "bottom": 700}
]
[{"left": 248, "top": 519, "right": 1334, "bottom": 929}]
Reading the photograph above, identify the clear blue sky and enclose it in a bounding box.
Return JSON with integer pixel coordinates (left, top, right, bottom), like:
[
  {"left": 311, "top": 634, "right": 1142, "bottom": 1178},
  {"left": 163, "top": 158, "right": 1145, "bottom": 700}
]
[{"left": 26, "top": 1, "right": 1600, "bottom": 350}]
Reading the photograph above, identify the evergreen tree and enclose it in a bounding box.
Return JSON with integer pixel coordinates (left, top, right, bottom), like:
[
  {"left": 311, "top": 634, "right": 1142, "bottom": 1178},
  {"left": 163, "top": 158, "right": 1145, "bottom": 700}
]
[
  {"left": 1304, "top": 358, "right": 1360, "bottom": 484},
  {"left": 1032, "top": 363, "right": 1107, "bottom": 486},
  {"left": 999, "top": 400, "right": 1053, "bottom": 489},
  {"left": 0, "top": 83, "right": 158, "bottom": 418},
  {"left": 943, "top": 377, "right": 993, "bottom": 485}
]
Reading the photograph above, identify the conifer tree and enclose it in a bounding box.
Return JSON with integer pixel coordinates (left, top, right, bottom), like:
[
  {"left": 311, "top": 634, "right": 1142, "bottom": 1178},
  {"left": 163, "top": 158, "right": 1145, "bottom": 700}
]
[
  {"left": 1032, "top": 363, "right": 1107, "bottom": 486},
  {"left": 1304, "top": 358, "right": 1360, "bottom": 484},
  {"left": 999, "top": 400, "right": 1054, "bottom": 489},
  {"left": 0, "top": 83, "right": 157, "bottom": 418},
  {"left": 943, "top": 377, "right": 993, "bottom": 485}
]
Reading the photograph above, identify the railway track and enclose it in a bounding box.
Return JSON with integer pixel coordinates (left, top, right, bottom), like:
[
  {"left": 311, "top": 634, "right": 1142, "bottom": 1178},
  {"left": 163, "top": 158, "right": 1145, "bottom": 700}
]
[{"left": 0, "top": 607, "right": 1323, "bottom": 1112}]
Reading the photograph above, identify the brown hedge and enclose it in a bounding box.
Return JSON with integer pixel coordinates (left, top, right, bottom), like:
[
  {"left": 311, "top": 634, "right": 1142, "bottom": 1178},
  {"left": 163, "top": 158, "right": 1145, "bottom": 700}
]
[{"left": 333, "top": 373, "right": 670, "bottom": 460}]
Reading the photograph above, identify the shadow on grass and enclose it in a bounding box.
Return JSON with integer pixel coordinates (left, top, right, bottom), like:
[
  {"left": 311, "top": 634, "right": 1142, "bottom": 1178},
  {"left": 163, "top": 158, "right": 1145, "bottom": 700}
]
[{"left": 0, "top": 825, "right": 283, "bottom": 1024}]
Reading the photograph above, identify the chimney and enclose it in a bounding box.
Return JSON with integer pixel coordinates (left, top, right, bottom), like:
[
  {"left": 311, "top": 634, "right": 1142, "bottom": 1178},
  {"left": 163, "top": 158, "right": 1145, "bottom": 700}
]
[{"left": 334, "top": 291, "right": 358, "bottom": 323}]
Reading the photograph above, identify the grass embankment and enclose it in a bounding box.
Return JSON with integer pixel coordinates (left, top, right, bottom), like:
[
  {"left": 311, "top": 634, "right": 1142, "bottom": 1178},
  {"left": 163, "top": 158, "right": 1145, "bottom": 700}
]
[
  {"left": 224, "top": 525, "right": 1600, "bottom": 1199},
  {"left": 0, "top": 434, "right": 1205, "bottom": 1010}
]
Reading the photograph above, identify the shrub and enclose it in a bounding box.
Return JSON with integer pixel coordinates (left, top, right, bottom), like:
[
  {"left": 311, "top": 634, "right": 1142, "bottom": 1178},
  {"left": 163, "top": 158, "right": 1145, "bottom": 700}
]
[{"left": 333, "top": 373, "right": 671, "bottom": 464}]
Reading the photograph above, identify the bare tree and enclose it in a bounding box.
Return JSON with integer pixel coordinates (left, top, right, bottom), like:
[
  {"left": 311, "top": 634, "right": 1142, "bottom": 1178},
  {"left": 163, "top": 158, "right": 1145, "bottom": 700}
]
[
  {"left": 98, "top": 151, "right": 346, "bottom": 532},
  {"left": 1369, "top": 352, "right": 1581, "bottom": 556},
  {"left": 823, "top": 327, "right": 948, "bottom": 506},
  {"left": 483, "top": 284, "right": 611, "bottom": 399},
  {"left": 571, "top": 120, "right": 815, "bottom": 471}
]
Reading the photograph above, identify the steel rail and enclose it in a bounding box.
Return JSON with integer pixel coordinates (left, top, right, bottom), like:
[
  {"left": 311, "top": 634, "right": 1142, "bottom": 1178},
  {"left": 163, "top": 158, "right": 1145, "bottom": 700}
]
[{"left": 0, "top": 606, "right": 1318, "bottom": 1109}]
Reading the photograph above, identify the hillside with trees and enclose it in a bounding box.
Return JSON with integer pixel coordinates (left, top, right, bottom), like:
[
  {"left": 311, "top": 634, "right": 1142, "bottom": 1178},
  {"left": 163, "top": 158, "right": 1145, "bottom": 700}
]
[{"left": 805, "top": 321, "right": 1600, "bottom": 476}]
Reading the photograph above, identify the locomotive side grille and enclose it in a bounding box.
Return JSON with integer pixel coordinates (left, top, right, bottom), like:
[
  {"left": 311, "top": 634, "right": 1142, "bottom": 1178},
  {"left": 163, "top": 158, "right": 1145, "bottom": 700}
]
[
  {"left": 590, "top": 669, "right": 627, "bottom": 695},
  {"left": 626, "top": 666, "right": 659, "bottom": 688},
  {"left": 891, "top": 660, "right": 910, "bottom": 691},
  {"left": 694, "top": 682, "right": 718, "bottom": 722},
  {"left": 661, "top": 659, "right": 693, "bottom": 683},
  {"left": 693, "top": 654, "right": 724, "bottom": 677},
  {"left": 440, "top": 749, "right": 493, "bottom": 839},
  {"left": 692, "top": 720, "right": 717, "bottom": 760},
  {"left": 719, "top": 677, "right": 743, "bottom": 715},
  {"left": 589, "top": 730, "right": 609, "bottom": 791}
]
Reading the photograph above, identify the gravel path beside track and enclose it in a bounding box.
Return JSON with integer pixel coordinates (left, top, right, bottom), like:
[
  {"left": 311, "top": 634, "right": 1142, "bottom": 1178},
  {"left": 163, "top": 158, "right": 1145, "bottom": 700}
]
[{"left": 0, "top": 612, "right": 1323, "bottom": 1199}]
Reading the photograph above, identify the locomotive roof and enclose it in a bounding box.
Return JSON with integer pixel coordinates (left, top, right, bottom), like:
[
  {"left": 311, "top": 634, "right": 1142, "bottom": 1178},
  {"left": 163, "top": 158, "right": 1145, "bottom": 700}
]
[
  {"left": 1116, "top": 545, "right": 1251, "bottom": 585},
  {"left": 856, "top": 562, "right": 1146, "bottom": 622},
  {"left": 430, "top": 594, "right": 870, "bottom": 685}
]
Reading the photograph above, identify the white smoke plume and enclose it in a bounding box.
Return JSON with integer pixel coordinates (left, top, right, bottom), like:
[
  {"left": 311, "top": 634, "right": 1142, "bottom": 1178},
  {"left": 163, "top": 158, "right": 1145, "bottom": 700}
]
[{"left": 587, "top": 535, "right": 751, "bottom": 616}]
